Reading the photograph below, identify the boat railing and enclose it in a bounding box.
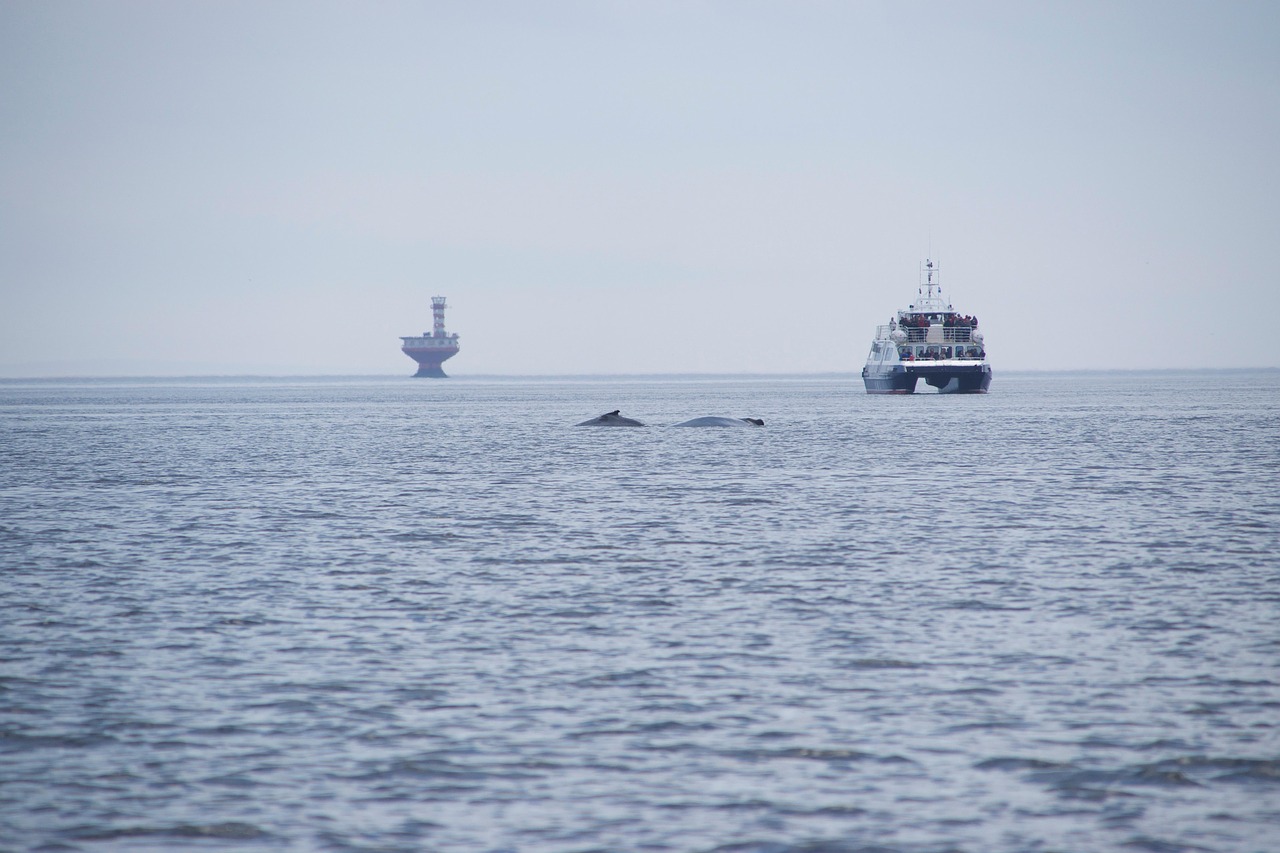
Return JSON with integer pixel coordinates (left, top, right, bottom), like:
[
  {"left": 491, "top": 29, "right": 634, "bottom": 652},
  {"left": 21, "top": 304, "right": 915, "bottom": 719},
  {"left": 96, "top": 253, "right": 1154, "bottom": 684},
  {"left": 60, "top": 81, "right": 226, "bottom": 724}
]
[{"left": 898, "top": 325, "right": 979, "bottom": 343}]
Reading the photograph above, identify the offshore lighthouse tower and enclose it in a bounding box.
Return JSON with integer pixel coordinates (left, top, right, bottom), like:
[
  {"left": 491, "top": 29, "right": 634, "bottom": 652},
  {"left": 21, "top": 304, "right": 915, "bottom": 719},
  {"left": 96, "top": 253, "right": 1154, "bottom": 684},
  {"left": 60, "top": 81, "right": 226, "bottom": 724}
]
[{"left": 400, "top": 297, "right": 461, "bottom": 377}]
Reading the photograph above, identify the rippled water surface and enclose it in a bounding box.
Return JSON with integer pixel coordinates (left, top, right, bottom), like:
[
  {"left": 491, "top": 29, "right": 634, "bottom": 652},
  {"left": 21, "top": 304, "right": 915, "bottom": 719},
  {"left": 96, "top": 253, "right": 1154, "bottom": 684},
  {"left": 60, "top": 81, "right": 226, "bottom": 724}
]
[{"left": 2, "top": 371, "right": 1278, "bottom": 852}]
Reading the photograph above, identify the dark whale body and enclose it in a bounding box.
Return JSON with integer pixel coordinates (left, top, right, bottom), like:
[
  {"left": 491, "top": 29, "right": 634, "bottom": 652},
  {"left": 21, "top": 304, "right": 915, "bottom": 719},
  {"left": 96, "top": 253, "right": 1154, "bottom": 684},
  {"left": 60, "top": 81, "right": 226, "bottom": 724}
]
[
  {"left": 576, "top": 410, "right": 645, "bottom": 427},
  {"left": 671, "top": 416, "right": 764, "bottom": 427}
]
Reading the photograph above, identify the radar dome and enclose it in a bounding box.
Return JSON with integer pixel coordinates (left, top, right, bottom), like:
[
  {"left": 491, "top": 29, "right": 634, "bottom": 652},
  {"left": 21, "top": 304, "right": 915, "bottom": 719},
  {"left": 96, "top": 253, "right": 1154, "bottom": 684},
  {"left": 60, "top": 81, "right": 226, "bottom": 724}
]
[
  {"left": 971, "top": 331, "right": 984, "bottom": 345},
  {"left": 890, "top": 329, "right": 907, "bottom": 344}
]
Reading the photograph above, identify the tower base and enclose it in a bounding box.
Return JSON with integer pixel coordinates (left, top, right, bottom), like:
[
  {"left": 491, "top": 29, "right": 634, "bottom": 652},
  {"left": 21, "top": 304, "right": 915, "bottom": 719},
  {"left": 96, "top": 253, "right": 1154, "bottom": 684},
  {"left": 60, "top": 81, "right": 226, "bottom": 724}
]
[{"left": 412, "top": 364, "right": 449, "bottom": 378}]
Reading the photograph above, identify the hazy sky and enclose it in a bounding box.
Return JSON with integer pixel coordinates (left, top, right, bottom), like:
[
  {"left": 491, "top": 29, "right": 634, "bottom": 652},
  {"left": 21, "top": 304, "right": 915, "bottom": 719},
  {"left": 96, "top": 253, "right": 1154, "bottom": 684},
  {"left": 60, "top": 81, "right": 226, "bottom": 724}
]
[{"left": 2, "top": 0, "right": 1277, "bottom": 376}]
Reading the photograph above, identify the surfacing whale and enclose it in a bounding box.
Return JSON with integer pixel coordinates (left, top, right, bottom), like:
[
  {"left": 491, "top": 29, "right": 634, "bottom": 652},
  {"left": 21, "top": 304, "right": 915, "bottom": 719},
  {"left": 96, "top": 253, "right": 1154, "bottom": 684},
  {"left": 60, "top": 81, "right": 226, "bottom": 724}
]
[
  {"left": 671, "top": 416, "right": 764, "bottom": 427},
  {"left": 576, "top": 410, "right": 645, "bottom": 427}
]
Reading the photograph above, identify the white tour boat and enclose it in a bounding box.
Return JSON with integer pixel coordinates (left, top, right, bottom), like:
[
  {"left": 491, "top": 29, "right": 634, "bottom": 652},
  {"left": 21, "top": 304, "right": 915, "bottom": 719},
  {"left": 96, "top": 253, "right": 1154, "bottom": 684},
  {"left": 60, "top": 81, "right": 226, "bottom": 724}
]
[{"left": 861, "top": 260, "right": 992, "bottom": 394}]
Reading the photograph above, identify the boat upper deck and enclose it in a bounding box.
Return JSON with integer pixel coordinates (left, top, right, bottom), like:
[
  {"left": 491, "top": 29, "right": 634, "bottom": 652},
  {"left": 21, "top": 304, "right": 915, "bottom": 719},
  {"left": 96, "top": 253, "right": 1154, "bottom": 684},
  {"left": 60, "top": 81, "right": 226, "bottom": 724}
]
[
  {"left": 867, "top": 258, "right": 987, "bottom": 360},
  {"left": 875, "top": 315, "right": 981, "bottom": 343}
]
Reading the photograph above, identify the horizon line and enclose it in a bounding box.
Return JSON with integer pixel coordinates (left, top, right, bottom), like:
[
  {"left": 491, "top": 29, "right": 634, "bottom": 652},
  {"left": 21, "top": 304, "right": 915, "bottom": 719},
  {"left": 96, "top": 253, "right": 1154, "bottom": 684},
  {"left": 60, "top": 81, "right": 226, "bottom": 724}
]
[{"left": 1, "top": 367, "right": 1278, "bottom": 382}]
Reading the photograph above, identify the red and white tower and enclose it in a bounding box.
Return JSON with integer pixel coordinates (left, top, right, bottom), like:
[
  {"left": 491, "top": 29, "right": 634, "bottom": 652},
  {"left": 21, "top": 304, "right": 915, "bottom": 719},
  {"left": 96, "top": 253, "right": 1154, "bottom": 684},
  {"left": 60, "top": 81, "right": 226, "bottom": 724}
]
[{"left": 400, "top": 296, "right": 461, "bottom": 377}]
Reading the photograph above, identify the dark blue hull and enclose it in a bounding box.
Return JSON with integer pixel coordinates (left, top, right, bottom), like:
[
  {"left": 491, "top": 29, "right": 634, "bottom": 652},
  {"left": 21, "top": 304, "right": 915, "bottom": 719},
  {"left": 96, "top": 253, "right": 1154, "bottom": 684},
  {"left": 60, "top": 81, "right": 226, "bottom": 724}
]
[{"left": 863, "top": 363, "right": 992, "bottom": 394}]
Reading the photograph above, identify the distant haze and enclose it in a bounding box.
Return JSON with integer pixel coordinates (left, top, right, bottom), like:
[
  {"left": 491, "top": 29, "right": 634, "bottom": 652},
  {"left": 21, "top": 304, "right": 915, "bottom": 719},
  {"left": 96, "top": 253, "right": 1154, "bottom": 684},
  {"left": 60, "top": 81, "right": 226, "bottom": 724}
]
[{"left": 2, "top": 1, "right": 1277, "bottom": 376}]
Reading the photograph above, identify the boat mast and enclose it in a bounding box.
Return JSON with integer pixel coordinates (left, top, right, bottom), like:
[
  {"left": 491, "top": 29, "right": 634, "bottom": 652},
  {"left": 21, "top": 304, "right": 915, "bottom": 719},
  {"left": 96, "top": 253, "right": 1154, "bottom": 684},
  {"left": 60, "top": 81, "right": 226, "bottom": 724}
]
[
  {"left": 913, "top": 258, "right": 951, "bottom": 314},
  {"left": 921, "top": 258, "right": 939, "bottom": 300}
]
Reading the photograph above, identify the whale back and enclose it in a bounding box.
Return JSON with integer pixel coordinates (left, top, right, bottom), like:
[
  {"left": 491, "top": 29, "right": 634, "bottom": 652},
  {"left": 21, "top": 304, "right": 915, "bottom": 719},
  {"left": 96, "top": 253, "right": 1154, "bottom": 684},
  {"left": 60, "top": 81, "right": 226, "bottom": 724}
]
[
  {"left": 576, "top": 411, "right": 645, "bottom": 427},
  {"left": 671, "top": 416, "right": 764, "bottom": 428}
]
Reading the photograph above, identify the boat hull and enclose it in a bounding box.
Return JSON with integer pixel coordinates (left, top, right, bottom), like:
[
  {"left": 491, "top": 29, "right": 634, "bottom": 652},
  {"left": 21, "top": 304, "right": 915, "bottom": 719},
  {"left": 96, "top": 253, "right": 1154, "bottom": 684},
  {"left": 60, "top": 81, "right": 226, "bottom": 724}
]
[{"left": 862, "top": 363, "right": 991, "bottom": 394}]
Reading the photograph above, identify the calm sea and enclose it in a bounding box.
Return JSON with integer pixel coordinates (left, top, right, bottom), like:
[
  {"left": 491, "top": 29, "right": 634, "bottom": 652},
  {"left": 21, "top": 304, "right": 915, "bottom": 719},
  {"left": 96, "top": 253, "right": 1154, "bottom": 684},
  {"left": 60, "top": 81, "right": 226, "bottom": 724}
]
[{"left": 2, "top": 371, "right": 1278, "bottom": 853}]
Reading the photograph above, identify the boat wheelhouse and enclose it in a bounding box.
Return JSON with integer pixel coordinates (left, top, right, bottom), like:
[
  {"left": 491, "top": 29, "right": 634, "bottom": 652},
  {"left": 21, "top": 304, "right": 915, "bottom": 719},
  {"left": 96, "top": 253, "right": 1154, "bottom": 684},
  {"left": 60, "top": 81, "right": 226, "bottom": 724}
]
[{"left": 861, "top": 260, "right": 992, "bottom": 394}]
